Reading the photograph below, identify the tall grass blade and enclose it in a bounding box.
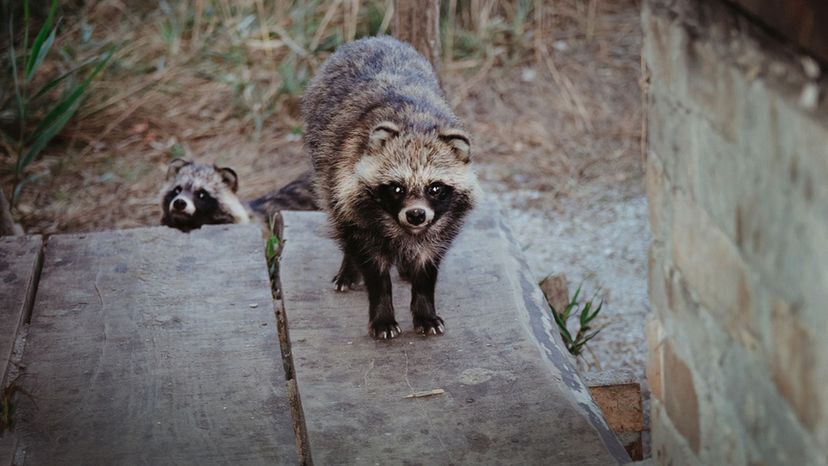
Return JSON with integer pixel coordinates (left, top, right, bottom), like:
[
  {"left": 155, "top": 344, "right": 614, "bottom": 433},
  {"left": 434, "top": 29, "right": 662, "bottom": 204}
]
[
  {"left": 20, "top": 51, "right": 112, "bottom": 172},
  {"left": 31, "top": 56, "right": 98, "bottom": 100},
  {"left": 26, "top": 27, "right": 56, "bottom": 83},
  {"left": 24, "top": 0, "right": 58, "bottom": 82}
]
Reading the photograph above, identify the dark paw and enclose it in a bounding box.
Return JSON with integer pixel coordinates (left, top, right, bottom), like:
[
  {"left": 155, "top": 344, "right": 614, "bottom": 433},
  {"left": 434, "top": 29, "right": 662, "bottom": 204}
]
[
  {"left": 332, "top": 272, "right": 361, "bottom": 292},
  {"left": 369, "top": 320, "right": 402, "bottom": 340},
  {"left": 413, "top": 315, "right": 445, "bottom": 336}
]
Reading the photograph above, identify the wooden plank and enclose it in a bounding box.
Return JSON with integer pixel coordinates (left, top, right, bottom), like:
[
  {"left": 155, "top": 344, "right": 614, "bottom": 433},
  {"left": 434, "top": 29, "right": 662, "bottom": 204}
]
[
  {"left": 0, "top": 435, "right": 17, "bottom": 466},
  {"left": 280, "top": 208, "right": 629, "bottom": 465},
  {"left": 0, "top": 235, "right": 42, "bottom": 384},
  {"left": 15, "top": 225, "right": 297, "bottom": 465}
]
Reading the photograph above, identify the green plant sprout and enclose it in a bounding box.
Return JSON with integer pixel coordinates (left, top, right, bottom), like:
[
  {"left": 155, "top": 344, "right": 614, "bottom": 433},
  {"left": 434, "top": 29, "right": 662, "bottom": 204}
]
[
  {"left": 265, "top": 213, "right": 283, "bottom": 298},
  {"left": 549, "top": 285, "right": 604, "bottom": 357}
]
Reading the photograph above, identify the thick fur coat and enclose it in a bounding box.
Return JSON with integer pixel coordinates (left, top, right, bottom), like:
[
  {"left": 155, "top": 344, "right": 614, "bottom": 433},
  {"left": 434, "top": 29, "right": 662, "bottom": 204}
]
[{"left": 303, "top": 36, "right": 480, "bottom": 339}]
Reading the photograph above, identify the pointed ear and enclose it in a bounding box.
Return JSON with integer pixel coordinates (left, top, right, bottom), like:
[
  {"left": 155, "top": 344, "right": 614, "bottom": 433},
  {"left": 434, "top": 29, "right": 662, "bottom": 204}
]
[
  {"left": 167, "top": 159, "right": 191, "bottom": 179},
  {"left": 216, "top": 166, "right": 239, "bottom": 192},
  {"left": 439, "top": 129, "right": 471, "bottom": 163},
  {"left": 368, "top": 121, "right": 400, "bottom": 151}
]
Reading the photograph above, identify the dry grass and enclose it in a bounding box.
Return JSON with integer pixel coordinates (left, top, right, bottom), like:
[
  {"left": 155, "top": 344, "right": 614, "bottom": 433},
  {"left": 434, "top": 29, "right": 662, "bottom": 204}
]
[{"left": 1, "top": 0, "right": 642, "bottom": 234}]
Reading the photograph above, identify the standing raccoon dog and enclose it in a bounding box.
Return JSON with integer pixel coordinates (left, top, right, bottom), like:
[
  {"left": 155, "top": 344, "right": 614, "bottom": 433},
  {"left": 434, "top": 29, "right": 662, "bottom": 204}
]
[{"left": 304, "top": 36, "right": 480, "bottom": 339}]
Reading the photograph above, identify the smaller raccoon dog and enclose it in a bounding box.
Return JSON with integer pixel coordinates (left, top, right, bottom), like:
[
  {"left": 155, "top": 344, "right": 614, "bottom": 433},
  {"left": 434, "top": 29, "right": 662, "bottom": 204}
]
[
  {"left": 160, "top": 160, "right": 318, "bottom": 233},
  {"left": 160, "top": 159, "right": 250, "bottom": 232},
  {"left": 304, "top": 36, "right": 480, "bottom": 340}
]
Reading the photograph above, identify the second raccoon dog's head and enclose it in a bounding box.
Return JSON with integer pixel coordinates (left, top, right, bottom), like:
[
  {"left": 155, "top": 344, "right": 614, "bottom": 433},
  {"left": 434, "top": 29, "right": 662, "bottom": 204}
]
[
  {"left": 352, "top": 121, "right": 479, "bottom": 236},
  {"left": 160, "top": 159, "right": 250, "bottom": 232}
]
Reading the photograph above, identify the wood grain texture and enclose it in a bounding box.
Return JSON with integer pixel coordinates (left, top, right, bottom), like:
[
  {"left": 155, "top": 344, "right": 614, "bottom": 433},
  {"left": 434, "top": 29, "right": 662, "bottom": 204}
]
[
  {"left": 0, "top": 235, "right": 42, "bottom": 384},
  {"left": 280, "top": 207, "right": 628, "bottom": 465},
  {"left": 0, "top": 434, "right": 16, "bottom": 466},
  {"left": 15, "top": 225, "right": 297, "bottom": 465},
  {"left": 393, "top": 0, "right": 441, "bottom": 75}
]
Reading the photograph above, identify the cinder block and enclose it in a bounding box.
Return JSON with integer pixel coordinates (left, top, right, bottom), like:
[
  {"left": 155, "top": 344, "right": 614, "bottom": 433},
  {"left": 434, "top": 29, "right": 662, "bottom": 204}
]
[
  {"left": 663, "top": 342, "right": 700, "bottom": 453},
  {"left": 670, "top": 192, "right": 754, "bottom": 337},
  {"left": 645, "top": 316, "right": 664, "bottom": 402},
  {"left": 584, "top": 370, "right": 645, "bottom": 460}
]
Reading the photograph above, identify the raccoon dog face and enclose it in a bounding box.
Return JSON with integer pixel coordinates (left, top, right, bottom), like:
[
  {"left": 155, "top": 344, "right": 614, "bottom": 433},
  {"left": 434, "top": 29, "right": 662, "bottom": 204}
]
[
  {"left": 160, "top": 159, "right": 249, "bottom": 232},
  {"left": 354, "top": 121, "right": 476, "bottom": 237}
]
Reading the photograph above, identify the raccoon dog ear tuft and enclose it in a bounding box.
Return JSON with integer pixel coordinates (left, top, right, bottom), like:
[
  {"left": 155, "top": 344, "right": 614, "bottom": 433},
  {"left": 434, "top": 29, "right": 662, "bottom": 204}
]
[
  {"left": 167, "top": 159, "right": 191, "bottom": 179},
  {"left": 217, "top": 167, "right": 239, "bottom": 192},
  {"left": 368, "top": 121, "right": 400, "bottom": 150},
  {"left": 439, "top": 129, "right": 471, "bottom": 163}
]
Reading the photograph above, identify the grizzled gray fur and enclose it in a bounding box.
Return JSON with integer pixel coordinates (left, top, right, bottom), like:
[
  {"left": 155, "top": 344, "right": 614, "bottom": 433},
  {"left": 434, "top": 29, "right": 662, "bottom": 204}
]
[{"left": 303, "top": 36, "right": 480, "bottom": 339}]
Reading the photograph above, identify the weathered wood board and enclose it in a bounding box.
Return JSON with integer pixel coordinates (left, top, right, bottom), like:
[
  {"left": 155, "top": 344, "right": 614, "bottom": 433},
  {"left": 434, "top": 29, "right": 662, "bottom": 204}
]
[
  {"left": 14, "top": 225, "right": 297, "bottom": 465},
  {"left": 0, "top": 235, "right": 41, "bottom": 466},
  {"left": 0, "top": 435, "right": 16, "bottom": 466},
  {"left": 280, "top": 208, "right": 629, "bottom": 465},
  {"left": 0, "top": 235, "right": 42, "bottom": 384}
]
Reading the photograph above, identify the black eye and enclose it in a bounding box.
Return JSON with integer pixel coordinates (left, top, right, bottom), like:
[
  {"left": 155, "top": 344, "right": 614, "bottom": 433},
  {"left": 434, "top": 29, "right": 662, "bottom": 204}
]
[
  {"left": 385, "top": 183, "right": 405, "bottom": 197},
  {"left": 427, "top": 183, "right": 451, "bottom": 200},
  {"left": 173, "top": 186, "right": 182, "bottom": 194},
  {"left": 196, "top": 189, "right": 207, "bottom": 200}
]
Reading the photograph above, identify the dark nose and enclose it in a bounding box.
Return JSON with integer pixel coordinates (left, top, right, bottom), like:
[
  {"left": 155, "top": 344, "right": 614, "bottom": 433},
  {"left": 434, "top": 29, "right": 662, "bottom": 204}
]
[
  {"left": 406, "top": 208, "right": 426, "bottom": 226},
  {"left": 173, "top": 199, "right": 187, "bottom": 211}
]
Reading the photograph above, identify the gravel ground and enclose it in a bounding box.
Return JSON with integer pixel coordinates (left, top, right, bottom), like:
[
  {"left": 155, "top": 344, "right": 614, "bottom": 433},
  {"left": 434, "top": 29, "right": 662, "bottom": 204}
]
[{"left": 486, "top": 175, "right": 651, "bottom": 377}]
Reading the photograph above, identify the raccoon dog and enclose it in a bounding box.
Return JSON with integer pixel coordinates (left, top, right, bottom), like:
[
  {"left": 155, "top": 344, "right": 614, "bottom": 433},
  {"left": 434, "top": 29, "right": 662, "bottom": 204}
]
[
  {"left": 160, "top": 159, "right": 250, "bottom": 232},
  {"left": 160, "top": 160, "right": 317, "bottom": 232},
  {"left": 303, "top": 36, "right": 480, "bottom": 339}
]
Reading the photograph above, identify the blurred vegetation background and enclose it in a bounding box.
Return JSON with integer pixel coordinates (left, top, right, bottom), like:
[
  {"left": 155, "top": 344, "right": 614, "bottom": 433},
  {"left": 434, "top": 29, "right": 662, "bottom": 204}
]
[{"left": 0, "top": 0, "right": 642, "bottom": 233}]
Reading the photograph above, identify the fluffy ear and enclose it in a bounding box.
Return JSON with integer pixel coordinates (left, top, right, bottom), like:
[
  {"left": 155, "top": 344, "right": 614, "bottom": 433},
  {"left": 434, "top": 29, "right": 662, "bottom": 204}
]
[
  {"left": 368, "top": 121, "right": 400, "bottom": 151},
  {"left": 167, "top": 159, "right": 191, "bottom": 179},
  {"left": 217, "top": 166, "right": 239, "bottom": 192},
  {"left": 439, "top": 129, "right": 471, "bottom": 163}
]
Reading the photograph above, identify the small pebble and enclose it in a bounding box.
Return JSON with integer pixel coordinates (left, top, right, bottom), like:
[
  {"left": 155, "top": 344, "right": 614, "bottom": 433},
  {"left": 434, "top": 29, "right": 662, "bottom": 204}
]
[{"left": 249, "top": 303, "right": 258, "bottom": 308}]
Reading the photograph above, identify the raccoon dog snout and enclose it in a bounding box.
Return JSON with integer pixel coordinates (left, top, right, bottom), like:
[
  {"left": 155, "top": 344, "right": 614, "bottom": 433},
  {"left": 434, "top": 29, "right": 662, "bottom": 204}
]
[
  {"left": 171, "top": 196, "right": 194, "bottom": 215},
  {"left": 398, "top": 203, "right": 434, "bottom": 229}
]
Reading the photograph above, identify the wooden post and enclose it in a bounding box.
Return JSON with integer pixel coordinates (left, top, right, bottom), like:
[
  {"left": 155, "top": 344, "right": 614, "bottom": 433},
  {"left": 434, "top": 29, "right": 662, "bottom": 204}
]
[
  {"left": 393, "top": 0, "right": 441, "bottom": 74},
  {"left": 0, "top": 187, "right": 18, "bottom": 236}
]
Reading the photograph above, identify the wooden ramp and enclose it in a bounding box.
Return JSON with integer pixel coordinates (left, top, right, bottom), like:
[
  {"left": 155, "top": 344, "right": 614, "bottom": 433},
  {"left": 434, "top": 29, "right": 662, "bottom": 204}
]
[
  {"left": 8, "top": 225, "right": 297, "bottom": 465},
  {"left": 1, "top": 210, "right": 628, "bottom": 465},
  {"left": 280, "top": 208, "right": 628, "bottom": 465}
]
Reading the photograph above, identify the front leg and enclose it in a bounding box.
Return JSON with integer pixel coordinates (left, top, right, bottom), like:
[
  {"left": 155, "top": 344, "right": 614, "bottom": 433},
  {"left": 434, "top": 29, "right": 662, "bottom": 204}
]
[
  {"left": 360, "top": 260, "right": 400, "bottom": 340},
  {"left": 410, "top": 261, "right": 444, "bottom": 336},
  {"left": 333, "top": 253, "right": 362, "bottom": 291}
]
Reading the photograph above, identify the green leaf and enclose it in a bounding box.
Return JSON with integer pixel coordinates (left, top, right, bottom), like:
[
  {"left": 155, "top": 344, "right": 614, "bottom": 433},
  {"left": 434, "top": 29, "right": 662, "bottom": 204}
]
[
  {"left": 20, "top": 50, "right": 112, "bottom": 173},
  {"left": 570, "top": 285, "right": 581, "bottom": 305},
  {"left": 24, "top": 0, "right": 58, "bottom": 82},
  {"left": 587, "top": 300, "right": 604, "bottom": 323},
  {"left": 582, "top": 328, "right": 602, "bottom": 344},
  {"left": 553, "top": 313, "right": 573, "bottom": 344},
  {"left": 26, "top": 27, "right": 56, "bottom": 83},
  {"left": 579, "top": 301, "right": 592, "bottom": 326},
  {"left": 31, "top": 56, "right": 98, "bottom": 100},
  {"left": 564, "top": 285, "right": 581, "bottom": 318}
]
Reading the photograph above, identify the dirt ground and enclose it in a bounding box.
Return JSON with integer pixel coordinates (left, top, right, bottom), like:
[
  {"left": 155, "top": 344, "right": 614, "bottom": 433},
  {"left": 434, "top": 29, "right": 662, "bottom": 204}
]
[{"left": 5, "top": 0, "right": 647, "bottom": 376}]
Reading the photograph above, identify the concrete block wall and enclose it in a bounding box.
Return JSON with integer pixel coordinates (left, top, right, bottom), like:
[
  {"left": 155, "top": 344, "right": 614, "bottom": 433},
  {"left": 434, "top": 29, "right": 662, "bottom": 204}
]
[{"left": 642, "top": 0, "right": 828, "bottom": 464}]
